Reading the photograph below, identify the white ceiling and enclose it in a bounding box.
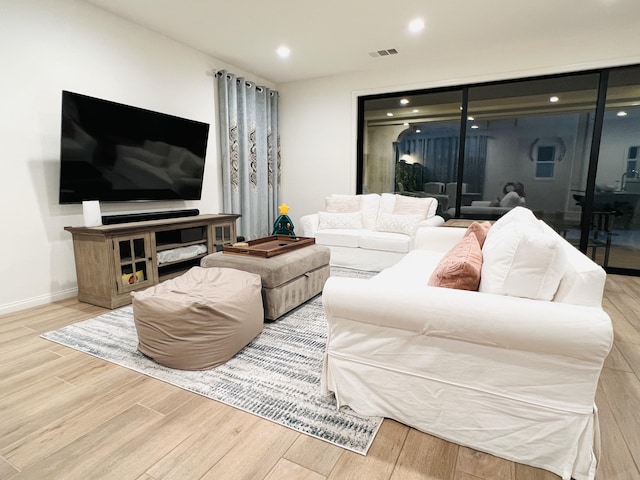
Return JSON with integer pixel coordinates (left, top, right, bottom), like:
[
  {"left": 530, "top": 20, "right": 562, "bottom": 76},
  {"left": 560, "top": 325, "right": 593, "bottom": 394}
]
[{"left": 83, "top": 0, "right": 640, "bottom": 85}]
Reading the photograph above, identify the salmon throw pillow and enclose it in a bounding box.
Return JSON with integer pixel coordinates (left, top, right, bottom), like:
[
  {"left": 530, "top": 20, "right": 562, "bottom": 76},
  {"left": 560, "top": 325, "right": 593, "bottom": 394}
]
[
  {"left": 464, "top": 221, "right": 492, "bottom": 248},
  {"left": 428, "top": 233, "right": 483, "bottom": 291}
]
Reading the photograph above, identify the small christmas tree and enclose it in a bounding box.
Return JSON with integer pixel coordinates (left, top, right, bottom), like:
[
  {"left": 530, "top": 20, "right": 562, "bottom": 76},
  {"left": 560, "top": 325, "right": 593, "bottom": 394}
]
[{"left": 272, "top": 203, "right": 296, "bottom": 236}]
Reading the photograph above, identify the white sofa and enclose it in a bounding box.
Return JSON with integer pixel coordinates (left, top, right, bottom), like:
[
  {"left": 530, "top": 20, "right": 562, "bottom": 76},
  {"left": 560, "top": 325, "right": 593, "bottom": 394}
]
[
  {"left": 321, "top": 207, "right": 613, "bottom": 480},
  {"left": 300, "top": 193, "right": 444, "bottom": 271}
]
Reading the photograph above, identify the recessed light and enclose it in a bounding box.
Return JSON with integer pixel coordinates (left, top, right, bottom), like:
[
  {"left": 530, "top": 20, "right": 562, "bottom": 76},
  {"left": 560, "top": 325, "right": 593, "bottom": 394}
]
[
  {"left": 415, "top": 129, "right": 421, "bottom": 133},
  {"left": 386, "top": 112, "right": 394, "bottom": 117},
  {"left": 471, "top": 125, "right": 479, "bottom": 129},
  {"left": 276, "top": 45, "right": 290, "bottom": 58},
  {"left": 412, "top": 109, "right": 419, "bottom": 113},
  {"left": 467, "top": 116, "right": 475, "bottom": 121},
  {"left": 550, "top": 96, "right": 559, "bottom": 103},
  {"left": 403, "top": 122, "right": 409, "bottom": 126},
  {"left": 400, "top": 98, "right": 409, "bottom": 105},
  {"left": 617, "top": 111, "right": 628, "bottom": 117},
  {"left": 409, "top": 18, "right": 425, "bottom": 34}
]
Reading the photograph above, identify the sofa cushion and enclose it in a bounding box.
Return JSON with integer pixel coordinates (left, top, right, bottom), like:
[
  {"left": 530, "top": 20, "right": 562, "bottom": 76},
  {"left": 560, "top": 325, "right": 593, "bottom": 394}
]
[
  {"left": 490, "top": 205, "right": 536, "bottom": 230},
  {"left": 326, "top": 195, "right": 361, "bottom": 213},
  {"left": 427, "top": 232, "right": 483, "bottom": 291},
  {"left": 540, "top": 221, "right": 606, "bottom": 307},
  {"left": 392, "top": 194, "right": 438, "bottom": 218},
  {"left": 325, "top": 194, "right": 380, "bottom": 229},
  {"left": 480, "top": 214, "right": 568, "bottom": 301},
  {"left": 318, "top": 211, "right": 362, "bottom": 230},
  {"left": 315, "top": 229, "right": 361, "bottom": 248},
  {"left": 375, "top": 213, "right": 424, "bottom": 236},
  {"left": 359, "top": 230, "right": 411, "bottom": 253},
  {"left": 378, "top": 193, "right": 437, "bottom": 219}
]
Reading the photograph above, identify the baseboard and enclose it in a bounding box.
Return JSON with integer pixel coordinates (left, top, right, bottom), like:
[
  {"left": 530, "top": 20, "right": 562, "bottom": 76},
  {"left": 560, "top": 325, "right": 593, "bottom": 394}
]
[{"left": 0, "top": 287, "right": 78, "bottom": 316}]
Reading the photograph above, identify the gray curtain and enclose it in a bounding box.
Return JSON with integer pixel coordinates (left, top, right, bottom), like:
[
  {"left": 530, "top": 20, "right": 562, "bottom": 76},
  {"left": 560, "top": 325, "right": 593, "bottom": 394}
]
[
  {"left": 425, "top": 135, "right": 487, "bottom": 192},
  {"left": 216, "top": 70, "right": 280, "bottom": 240}
]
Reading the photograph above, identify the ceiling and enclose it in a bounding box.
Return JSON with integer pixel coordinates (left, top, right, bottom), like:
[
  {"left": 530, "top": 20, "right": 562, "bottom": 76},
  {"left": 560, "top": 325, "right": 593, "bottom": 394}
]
[{"left": 82, "top": 0, "right": 640, "bottom": 85}]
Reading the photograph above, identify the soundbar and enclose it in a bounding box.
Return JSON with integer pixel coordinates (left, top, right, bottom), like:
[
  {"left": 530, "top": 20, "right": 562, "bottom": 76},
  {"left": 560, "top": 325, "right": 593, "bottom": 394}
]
[{"left": 101, "top": 209, "right": 200, "bottom": 225}]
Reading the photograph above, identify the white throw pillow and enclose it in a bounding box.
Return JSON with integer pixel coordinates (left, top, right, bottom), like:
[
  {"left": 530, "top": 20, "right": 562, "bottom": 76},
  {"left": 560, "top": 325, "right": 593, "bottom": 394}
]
[
  {"left": 375, "top": 213, "right": 424, "bottom": 236},
  {"left": 317, "top": 211, "right": 363, "bottom": 230},
  {"left": 490, "top": 206, "right": 536, "bottom": 233},
  {"left": 325, "top": 195, "right": 361, "bottom": 213},
  {"left": 480, "top": 217, "right": 568, "bottom": 301},
  {"left": 392, "top": 195, "right": 437, "bottom": 218}
]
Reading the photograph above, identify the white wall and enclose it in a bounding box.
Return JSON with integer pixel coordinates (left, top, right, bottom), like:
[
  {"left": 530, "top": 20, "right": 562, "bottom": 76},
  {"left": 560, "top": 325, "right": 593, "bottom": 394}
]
[
  {"left": 279, "top": 31, "right": 640, "bottom": 226},
  {"left": 0, "top": 0, "right": 271, "bottom": 314},
  {"left": 4, "top": 1, "right": 640, "bottom": 314}
]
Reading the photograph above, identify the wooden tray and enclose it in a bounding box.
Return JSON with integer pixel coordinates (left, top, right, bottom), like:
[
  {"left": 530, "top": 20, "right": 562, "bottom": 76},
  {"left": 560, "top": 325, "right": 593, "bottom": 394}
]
[{"left": 223, "top": 235, "right": 315, "bottom": 258}]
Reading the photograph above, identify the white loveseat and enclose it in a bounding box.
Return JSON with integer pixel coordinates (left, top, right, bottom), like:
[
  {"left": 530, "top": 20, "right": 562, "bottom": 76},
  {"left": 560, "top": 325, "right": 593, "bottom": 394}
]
[
  {"left": 300, "top": 193, "right": 444, "bottom": 271},
  {"left": 321, "top": 207, "right": 613, "bottom": 480}
]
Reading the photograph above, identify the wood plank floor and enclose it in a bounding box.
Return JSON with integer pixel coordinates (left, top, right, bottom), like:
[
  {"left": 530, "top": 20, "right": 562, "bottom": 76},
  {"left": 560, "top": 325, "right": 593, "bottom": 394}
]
[{"left": 1, "top": 275, "right": 639, "bottom": 480}]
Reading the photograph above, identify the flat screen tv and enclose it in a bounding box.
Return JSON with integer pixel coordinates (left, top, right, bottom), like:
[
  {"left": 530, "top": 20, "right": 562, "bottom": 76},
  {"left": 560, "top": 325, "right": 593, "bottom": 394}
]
[{"left": 59, "top": 90, "right": 210, "bottom": 204}]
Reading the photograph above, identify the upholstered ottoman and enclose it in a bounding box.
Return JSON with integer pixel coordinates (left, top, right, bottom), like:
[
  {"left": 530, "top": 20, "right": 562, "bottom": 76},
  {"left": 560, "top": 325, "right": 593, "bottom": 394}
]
[
  {"left": 131, "top": 267, "right": 263, "bottom": 370},
  {"left": 200, "top": 245, "right": 330, "bottom": 321}
]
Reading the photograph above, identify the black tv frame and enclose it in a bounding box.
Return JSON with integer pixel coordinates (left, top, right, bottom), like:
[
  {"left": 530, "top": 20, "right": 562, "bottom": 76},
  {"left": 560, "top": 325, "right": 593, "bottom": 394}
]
[{"left": 58, "top": 90, "right": 210, "bottom": 204}]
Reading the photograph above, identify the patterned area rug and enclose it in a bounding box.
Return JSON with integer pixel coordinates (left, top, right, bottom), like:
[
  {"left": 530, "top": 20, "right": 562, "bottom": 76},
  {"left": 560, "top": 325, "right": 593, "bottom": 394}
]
[{"left": 41, "top": 267, "right": 380, "bottom": 454}]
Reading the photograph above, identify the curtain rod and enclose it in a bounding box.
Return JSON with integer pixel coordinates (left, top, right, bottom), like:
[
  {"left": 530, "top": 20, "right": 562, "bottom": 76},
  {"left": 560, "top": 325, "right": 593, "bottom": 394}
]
[{"left": 207, "top": 68, "right": 277, "bottom": 95}]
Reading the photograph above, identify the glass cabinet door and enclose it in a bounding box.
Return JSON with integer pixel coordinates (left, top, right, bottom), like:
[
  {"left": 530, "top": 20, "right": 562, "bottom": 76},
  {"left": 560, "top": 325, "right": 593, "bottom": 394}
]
[
  {"left": 212, "top": 223, "right": 235, "bottom": 251},
  {"left": 113, "top": 234, "right": 154, "bottom": 293}
]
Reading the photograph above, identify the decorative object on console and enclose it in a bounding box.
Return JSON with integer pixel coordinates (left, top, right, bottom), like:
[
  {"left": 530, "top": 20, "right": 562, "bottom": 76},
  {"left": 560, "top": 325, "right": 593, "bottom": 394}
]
[
  {"left": 122, "top": 270, "right": 144, "bottom": 285},
  {"left": 81, "top": 200, "right": 102, "bottom": 227}
]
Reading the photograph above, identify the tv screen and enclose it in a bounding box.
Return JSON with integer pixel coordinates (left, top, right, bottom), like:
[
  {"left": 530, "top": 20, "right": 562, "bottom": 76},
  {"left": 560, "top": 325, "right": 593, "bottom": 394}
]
[{"left": 59, "top": 90, "right": 210, "bottom": 204}]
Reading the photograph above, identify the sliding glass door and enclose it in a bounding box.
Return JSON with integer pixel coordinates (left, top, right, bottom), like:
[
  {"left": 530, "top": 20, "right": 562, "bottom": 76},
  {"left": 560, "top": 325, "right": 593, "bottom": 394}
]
[
  {"left": 464, "top": 75, "right": 600, "bottom": 243},
  {"left": 360, "top": 90, "right": 463, "bottom": 215},
  {"left": 594, "top": 65, "right": 640, "bottom": 271},
  {"left": 357, "top": 63, "right": 640, "bottom": 274}
]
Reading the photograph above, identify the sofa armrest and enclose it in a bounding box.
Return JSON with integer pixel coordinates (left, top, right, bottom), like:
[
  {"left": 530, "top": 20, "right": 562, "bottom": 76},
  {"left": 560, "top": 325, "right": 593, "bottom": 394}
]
[
  {"left": 322, "top": 278, "right": 613, "bottom": 361},
  {"left": 414, "top": 225, "right": 466, "bottom": 252},
  {"left": 299, "top": 213, "right": 319, "bottom": 237},
  {"left": 471, "top": 200, "right": 492, "bottom": 207},
  {"left": 417, "top": 215, "right": 445, "bottom": 228}
]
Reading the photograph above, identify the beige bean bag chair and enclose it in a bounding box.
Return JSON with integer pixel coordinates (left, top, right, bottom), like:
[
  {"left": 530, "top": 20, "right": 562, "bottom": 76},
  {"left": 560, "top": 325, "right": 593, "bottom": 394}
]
[{"left": 131, "top": 267, "right": 263, "bottom": 370}]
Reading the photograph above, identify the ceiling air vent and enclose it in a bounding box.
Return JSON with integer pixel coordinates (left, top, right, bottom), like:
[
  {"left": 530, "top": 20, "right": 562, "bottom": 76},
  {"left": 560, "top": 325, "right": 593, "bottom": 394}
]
[{"left": 369, "top": 48, "right": 399, "bottom": 58}]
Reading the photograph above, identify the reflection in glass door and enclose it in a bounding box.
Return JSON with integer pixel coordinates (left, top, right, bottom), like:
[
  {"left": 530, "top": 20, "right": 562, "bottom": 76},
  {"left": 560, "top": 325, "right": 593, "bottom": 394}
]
[
  {"left": 358, "top": 63, "right": 640, "bottom": 273},
  {"left": 360, "top": 90, "right": 463, "bottom": 216},
  {"left": 595, "top": 66, "right": 640, "bottom": 271}
]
